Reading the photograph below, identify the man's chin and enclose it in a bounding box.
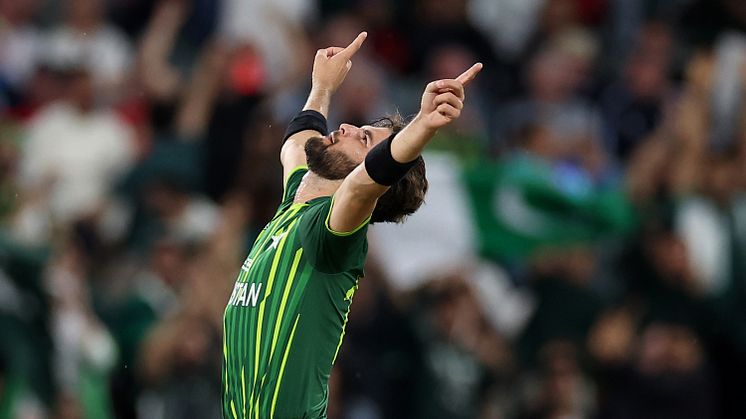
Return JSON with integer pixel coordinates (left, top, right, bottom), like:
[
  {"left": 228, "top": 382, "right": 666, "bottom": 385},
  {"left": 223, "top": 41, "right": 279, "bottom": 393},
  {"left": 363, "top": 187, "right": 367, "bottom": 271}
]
[{"left": 305, "top": 136, "right": 357, "bottom": 180}]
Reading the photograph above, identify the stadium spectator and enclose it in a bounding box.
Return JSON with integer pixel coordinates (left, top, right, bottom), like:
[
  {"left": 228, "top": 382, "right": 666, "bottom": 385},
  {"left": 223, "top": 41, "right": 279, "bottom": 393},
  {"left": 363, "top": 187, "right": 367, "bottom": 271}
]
[
  {"left": 43, "top": 0, "right": 132, "bottom": 102},
  {"left": 15, "top": 68, "right": 135, "bottom": 243},
  {"left": 0, "top": 0, "right": 44, "bottom": 104}
]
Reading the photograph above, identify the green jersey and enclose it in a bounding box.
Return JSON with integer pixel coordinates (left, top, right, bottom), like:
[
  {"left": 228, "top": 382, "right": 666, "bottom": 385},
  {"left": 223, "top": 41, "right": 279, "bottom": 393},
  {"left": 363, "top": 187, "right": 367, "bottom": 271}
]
[{"left": 222, "top": 167, "right": 369, "bottom": 419}]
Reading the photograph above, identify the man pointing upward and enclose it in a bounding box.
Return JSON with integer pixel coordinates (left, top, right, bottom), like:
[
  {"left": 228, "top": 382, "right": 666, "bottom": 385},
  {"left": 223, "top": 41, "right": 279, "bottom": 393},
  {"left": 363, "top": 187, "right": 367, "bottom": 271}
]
[{"left": 222, "top": 31, "right": 482, "bottom": 419}]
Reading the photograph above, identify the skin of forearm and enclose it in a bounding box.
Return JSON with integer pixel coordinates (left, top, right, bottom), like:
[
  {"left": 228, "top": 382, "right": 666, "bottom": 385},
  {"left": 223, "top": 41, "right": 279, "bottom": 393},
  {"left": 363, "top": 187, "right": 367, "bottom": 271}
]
[
  {"left": 140, "top": 3, "right": 182, "bottom": 65},
  {"left": 302, "top": 87, "right": 333, "bottom": 118},
  {"left": 175, "top": 45, "right": 228, "bottom": 137},
  {"left": 389, "top": 114, "right": 437, "bottom": 163},
  {"left": 139, "top": 7, "right": 183, "bottom": 99}
]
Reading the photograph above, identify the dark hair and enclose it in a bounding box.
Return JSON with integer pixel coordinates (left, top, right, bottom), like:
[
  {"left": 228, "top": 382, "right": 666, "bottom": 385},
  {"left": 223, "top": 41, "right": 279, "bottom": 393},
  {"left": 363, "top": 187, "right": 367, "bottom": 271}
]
[{"left": 368, "top": 114, "right": 429, "bottom": 224}]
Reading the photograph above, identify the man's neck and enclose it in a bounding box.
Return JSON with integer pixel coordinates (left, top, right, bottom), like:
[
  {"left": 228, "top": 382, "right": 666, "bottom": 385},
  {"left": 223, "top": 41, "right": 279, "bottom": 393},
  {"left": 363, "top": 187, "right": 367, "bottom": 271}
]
[{"left": 293, "top": 171, "right": 343, "bottom": 203}]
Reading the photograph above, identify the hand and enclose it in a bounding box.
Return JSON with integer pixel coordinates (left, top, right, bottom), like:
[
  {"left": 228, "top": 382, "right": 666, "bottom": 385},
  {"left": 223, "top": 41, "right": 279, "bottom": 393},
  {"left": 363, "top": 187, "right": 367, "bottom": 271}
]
[
  {"left": 417, "top": 63, "right": 483, "bottom": 130},
  {"left": 311, "top": 31, "right": 367, "bottom": 93}
]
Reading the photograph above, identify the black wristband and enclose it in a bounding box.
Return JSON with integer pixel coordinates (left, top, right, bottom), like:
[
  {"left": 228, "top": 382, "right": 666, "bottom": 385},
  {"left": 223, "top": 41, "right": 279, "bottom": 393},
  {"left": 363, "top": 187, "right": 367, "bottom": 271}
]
[
  {"left": 364, "top": 135, "right": 419, "bottom": 186},
  {"left": 283, "top": 110, "right": 328, "bottom": 142}
]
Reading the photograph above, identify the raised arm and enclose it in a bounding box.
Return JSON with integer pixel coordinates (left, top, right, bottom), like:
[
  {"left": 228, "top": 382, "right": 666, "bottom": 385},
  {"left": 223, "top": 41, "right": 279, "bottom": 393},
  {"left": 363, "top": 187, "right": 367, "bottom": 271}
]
[
  {"left": 280, "top": 32, "right": 368, "bottom": 180},
  {"left": 138, "top": 0, "right": 187, "bottom": 101},
  {"left": 328, "top": 63, "right": 483, "bottom": 232}
]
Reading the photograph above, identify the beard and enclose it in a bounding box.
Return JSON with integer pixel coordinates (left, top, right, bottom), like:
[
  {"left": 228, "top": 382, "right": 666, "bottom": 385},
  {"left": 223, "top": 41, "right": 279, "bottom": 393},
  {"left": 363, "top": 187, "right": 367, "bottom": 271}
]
[{"left": 304, "top": 136, "right": 359, "bottom": 180}]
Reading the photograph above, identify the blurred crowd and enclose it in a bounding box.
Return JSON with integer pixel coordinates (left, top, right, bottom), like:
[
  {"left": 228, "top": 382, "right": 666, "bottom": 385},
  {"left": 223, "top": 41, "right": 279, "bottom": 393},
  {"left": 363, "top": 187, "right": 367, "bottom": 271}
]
[{"left": 1, "top": 0, "right": 746, "bottom": 418}]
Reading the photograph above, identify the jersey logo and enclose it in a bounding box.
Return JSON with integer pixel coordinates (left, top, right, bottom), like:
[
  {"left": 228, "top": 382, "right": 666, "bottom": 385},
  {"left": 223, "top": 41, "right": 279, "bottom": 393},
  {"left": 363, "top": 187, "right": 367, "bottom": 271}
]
[
  {"left": 269, "top": 231, "right": 288, "bottom": 250},
  {"left": 228, "top": 282, "right": 263, "bottom": 307}
]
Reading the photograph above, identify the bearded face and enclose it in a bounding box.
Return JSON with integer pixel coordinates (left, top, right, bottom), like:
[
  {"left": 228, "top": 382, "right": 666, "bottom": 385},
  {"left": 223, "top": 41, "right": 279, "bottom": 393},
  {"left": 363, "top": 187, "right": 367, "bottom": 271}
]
[
  {"left": 304, "top": 136, "right": 359, "bottom": 180},
  {"left": 300, "top": 116, "right": 429, "bottom": 225}
]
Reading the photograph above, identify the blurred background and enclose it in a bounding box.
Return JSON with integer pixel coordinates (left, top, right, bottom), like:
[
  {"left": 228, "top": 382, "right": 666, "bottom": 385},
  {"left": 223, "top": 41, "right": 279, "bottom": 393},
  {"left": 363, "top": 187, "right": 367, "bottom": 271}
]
[{"left": 1, "top": 0, "right": 746, "bottom": 418}]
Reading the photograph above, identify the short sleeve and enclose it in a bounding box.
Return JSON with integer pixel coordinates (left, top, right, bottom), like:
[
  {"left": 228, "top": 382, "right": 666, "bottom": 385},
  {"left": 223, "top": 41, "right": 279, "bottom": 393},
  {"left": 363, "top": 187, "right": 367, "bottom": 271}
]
[
  {"left": 279, "top": 166, "right": 308, "bottom": 210},
  {"left": 298, "top": 198, "right": 369, "bottom": 274}
]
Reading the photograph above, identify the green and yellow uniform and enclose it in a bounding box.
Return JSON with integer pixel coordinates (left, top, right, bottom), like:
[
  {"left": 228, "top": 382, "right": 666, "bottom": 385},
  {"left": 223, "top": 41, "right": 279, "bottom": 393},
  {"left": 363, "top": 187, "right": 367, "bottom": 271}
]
[{"left": 222, "top": 167, "right": 368, "bottom": 419}]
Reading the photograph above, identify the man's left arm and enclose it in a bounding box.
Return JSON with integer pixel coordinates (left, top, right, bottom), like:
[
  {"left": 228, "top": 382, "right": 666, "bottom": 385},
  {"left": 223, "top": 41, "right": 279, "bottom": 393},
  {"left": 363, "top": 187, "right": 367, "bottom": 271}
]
[
  {"left": 328, "top": 63, "right": 483, "bottom": 233},
  {"left": 280, "top": 32, "right": 368, "bottom": 181}
]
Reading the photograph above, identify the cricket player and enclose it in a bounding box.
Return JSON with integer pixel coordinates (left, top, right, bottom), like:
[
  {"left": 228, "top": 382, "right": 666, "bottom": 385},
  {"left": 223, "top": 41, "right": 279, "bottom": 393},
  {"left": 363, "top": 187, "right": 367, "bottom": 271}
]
[{"left": 222, "top": 31, "right": 482, "bottom": 419}]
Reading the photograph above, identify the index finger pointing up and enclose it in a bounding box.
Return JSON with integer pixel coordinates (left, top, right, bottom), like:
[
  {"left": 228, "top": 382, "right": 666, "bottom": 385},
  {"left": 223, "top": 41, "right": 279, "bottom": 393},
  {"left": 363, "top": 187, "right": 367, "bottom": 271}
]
[
  {"left": 340, "top": 31, "right": 368, "bottom": 58},
  {"left": 456, "top": 63, "right": 483, "bottom": 87}
]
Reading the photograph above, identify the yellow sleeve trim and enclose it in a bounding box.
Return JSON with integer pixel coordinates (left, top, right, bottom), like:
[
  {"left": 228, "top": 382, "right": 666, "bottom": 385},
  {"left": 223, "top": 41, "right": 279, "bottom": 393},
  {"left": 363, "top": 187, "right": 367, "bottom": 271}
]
[
  {"left": 283, "top": 165, "right": 308, "bottom": 190},
  {"left": 325, "top": 195, "right": 371, "bottom": 236}
]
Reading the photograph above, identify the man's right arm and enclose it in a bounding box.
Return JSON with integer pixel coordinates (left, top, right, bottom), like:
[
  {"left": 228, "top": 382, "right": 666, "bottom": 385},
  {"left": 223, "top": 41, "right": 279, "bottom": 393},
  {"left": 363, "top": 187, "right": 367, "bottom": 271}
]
[
  {"left": 280, "top": 32, "right": 368, "bottom": 181},
  {"left": 280, "top": 87, "right": 333, "bottom": 178}
]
